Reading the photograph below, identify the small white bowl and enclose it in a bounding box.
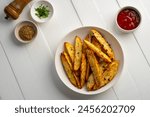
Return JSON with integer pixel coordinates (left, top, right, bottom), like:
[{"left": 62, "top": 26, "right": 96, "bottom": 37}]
[
  {"left": 30, "top": 0, "right": 54, "bottom": 23},
  {"left": 116, "top": 6, "right": 142, "bottom": 33},
  {"left": 14, "top": 20, "right": 38, "bottom": 43}
]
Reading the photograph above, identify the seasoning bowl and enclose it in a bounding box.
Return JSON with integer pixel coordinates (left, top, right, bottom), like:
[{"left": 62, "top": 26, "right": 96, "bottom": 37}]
[
  {"left": 116, "top": 6, "right": 142, "bottom": 33},
  {"left": 14, "top": 20, "right": 38, "bottom": 43},
  {"left": 30, "top": 0, "right": 54, "bottom": 23}
]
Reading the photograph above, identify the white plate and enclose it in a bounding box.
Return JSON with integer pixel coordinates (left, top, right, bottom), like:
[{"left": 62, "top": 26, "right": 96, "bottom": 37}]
[
  {"left": 55, "top": 26, "right": 124, "bottom": 95},
  {"left": 30, "top": 0, "right": 54, "bottom": 23}
]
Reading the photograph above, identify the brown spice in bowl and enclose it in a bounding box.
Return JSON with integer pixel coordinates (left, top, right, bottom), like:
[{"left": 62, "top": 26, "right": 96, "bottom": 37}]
[{"left": 19, "top": 25, "right": 36, "bottom": 41}]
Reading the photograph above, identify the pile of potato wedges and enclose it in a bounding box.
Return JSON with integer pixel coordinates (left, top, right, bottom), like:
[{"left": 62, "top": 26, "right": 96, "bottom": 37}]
[{"left": 61, "top": 29, "right": 119, "bottom": 91}]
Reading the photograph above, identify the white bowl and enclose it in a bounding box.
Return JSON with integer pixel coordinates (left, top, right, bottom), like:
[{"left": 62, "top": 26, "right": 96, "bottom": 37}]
[
  {"left": 116, "top": 6, "right": 142, "bottom": 33},
  {"left": 55, "top": 26, "right": 124, "bottom": 95},
  {"left": 30, "top": 0, "right": 54, "bottom": 23},
  {"left": 14, "top": 20, "right": 38, "bottom": 43}
]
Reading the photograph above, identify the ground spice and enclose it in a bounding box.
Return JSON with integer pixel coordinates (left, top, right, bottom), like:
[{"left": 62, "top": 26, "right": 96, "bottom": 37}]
[{"left": 19, "top": 25, "right": 35, "bottom": 41}]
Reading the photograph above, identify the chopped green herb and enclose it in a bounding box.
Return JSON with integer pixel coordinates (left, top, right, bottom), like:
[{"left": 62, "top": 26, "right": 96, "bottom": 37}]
[{"left": 35, "top": 4, "right": 50, "bottom": 19}]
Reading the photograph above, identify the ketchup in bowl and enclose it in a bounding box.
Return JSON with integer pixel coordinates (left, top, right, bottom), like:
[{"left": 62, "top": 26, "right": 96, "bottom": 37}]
[{"left": 117, "top": 7, "right": 141, "bottom": 31}]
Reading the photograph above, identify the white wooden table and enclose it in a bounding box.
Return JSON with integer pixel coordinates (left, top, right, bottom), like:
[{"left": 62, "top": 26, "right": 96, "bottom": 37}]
[{"left": 0, "top": 0, "right": 150, "bottom": 100}]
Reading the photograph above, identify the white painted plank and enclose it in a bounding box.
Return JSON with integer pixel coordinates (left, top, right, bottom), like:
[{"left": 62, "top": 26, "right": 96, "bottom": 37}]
[
  {"left": 0, "top": 0, "right": 61, "bottom": 99},
  {"left": 0, "top": 0, "right": 117, "bottom": 99},
  {"left": 116, "top": 0, "right": 150, "bottom": 99},
  {"left": 0, "top": 44, "right": 23, "bottom": 99},
  {"left": 93, "top": 0, "right": 150, "bottom": 99},
  {"left": 117, "top": 0, "right": 150, "bottom": 65},
  {"left": 141, "top": 0, "right": 150, "bottom": 17},
  {"left": 113, "top": 65, "right": 141, "bottom": 100},
  {"left": 72, "top": 0, "right": 150, "bottom": 99}
]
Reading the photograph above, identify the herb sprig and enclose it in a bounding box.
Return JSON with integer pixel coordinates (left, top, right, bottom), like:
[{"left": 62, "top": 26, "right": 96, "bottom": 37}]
[{"left": 35, "top": 4, "right": 50, "bottom": 19}]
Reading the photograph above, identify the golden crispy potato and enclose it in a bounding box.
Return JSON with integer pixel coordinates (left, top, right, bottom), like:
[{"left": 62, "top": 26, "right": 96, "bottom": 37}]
[
  {"left": 91, "top": 36, "right": 102, "bottom": 50},
  {"left": 74, "top": 70, "right": 80, "bottom": 78},
  {"left": 83, "top": 34, "right": 90, "bottom": 54},
  {"left": 73, "top": 73, "right": 81, "bottom": 89},
  {"left": 64, "top": 42, "right": 75, "bottom": 64},
  {"left": 63, "top": 51, "right": 73, "bottom": 70},
  {"left": 84, "top": 40, "right": 111, "bottom": 63},
  {"left": 82, "top": 35, "right": 90, "bottom": 82},
  {"left": 100, "top": 61, "right": 109, "bottom": 71},
  {"left": 61, "top": 53, "right": 77, "bottom": 87},
  {"left": 74, "top": 36, "right": 82, "bottom": 71},
  {"left": 90, "top": 29, "right": 115, "bottom": 60},
  {"left": 87, "top": 74, "right": 95, "bottom": 91},
  {"left": 80, "top": 53, "right": 87, "bottom": 88},
  {"left": 86, "top": 49, "right": 104, "bottom": 88},
  {"left": 85, "top": 62, "right": 90, "bottom": 81},
  {"left": 103, "top": 60, "right": 119, "bottom": 85},
  {"left": 92, "top": 84, "right": 98, "bottom": 91}
]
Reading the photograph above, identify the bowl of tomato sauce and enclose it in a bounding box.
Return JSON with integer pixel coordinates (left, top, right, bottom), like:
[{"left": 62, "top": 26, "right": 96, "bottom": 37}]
[{"left": 116, "top": 6, "right": 141, "bottom": 32}]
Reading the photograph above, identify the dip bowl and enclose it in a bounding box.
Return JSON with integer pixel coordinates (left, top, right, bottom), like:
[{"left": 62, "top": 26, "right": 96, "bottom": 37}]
[
  {"left": 116, "top": 6, "right": 142, "bottom": 33},
  {"left": 14, "top": 20, "right": 38, "bottom": 43}
]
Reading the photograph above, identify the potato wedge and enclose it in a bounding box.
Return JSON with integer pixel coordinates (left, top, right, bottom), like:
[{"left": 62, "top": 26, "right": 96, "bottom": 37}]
[
  {"left": 85, "top": 62, "right": 90, "bottom": 81},
  {"left": 83, "top": 35, "right": 91, "bottom": 81},
  {"left": 100, "top": 61, "right": 109, "bottom": 71},
  {"left": 83, "top": 34, "right": 90, "bottom": 54},
  {"left": 63, "top": 51, "right": 73, "bottom": 70},
  {"left": 74, "top": 36, "right": 82, "bottom": 71},
  {"left": 64, "top": 42, "right": 75, "bottom": 64},
  {"left": 91, "top": 36, "right": 102, "bottom": 50},
  {"left": 103, "top": 60, "right": 119, "bottom": 85},
  {"left": 73, "top": 73, "right": 81, "bottom": 89},
  {"left": 80, "top": 53, "right": 87, "bottom": 88},
  {"left": 86, "top": 49, "right": 104, "bottom": 88},
  {"left": 84, "top": 40, "right": 111, "bottom": 63},
  {"left": 90, "top": 29, "right": 115, "bottom": 60},
  {"left": 87, "top": 74, "right": 95, "bottom": 91},
  {"left": 75, "top": 70, "right": 80, "bottom": 78},
  {"left": 61, "top": 53, "right": 77, "bottom": 87}
]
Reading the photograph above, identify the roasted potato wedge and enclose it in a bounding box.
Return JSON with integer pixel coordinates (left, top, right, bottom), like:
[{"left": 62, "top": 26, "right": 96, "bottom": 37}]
[
  {"left": 74, "top": 70, "right": 80, "bottom": 78},
  {"left": 100, "top": 61, "right": 109, "bottom": 71},
  {"left": 85, "top": 62, "right": 90, "bottom": 81},
  {"left": 92, "top": 84, "right": 98, "bottom": 91},
  {"left": 64, "top": 42, "right": 75, "bottom": 64},
  {"left": 90, "top": 29, "right": 115, "bottom": 60},
  {"left": 73, "top": 73, "right": 81, "bottom": 89},
  {"left": 86, "top": 49, "right": 104, "bottom": 88},
  {"left": 103, "top": 60, "right": 119, "bottom": 85},
  {"left": 83, "top": 34, "right": 90, "bottom": 54},
  {"left": 84, "top": 40, "right": 111, "bottom": 63},
  {"left": 87, "top": 74, "right": 95, "bottom": 91},
  {"left": 91, "top": 36, "right": 102, "bottom": 50},
  {"left": 83, "top": 35, "right": 91, "bottom": 82},
  {"left": 63, "top": 51, "right": 73, "bottom": 70},
  {"left": 80, "top": 53, "right": 87, "bottom": 88},
  {"left": 61, "top": 53, "right": 77, "bottom": 87},
  {"left": 74, "top": 36, "right": 82, "bottom": 71}
]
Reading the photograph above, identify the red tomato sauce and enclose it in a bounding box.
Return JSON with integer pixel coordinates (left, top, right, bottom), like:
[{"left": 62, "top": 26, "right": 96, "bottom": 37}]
[{"left": 117, "top": 8, "right": 140, "bottom": 30}]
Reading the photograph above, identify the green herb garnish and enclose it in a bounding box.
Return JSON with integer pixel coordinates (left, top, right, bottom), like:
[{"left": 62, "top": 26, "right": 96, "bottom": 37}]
[{"left": 35, "top": 4, "right": 50, "bottom": 19}]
